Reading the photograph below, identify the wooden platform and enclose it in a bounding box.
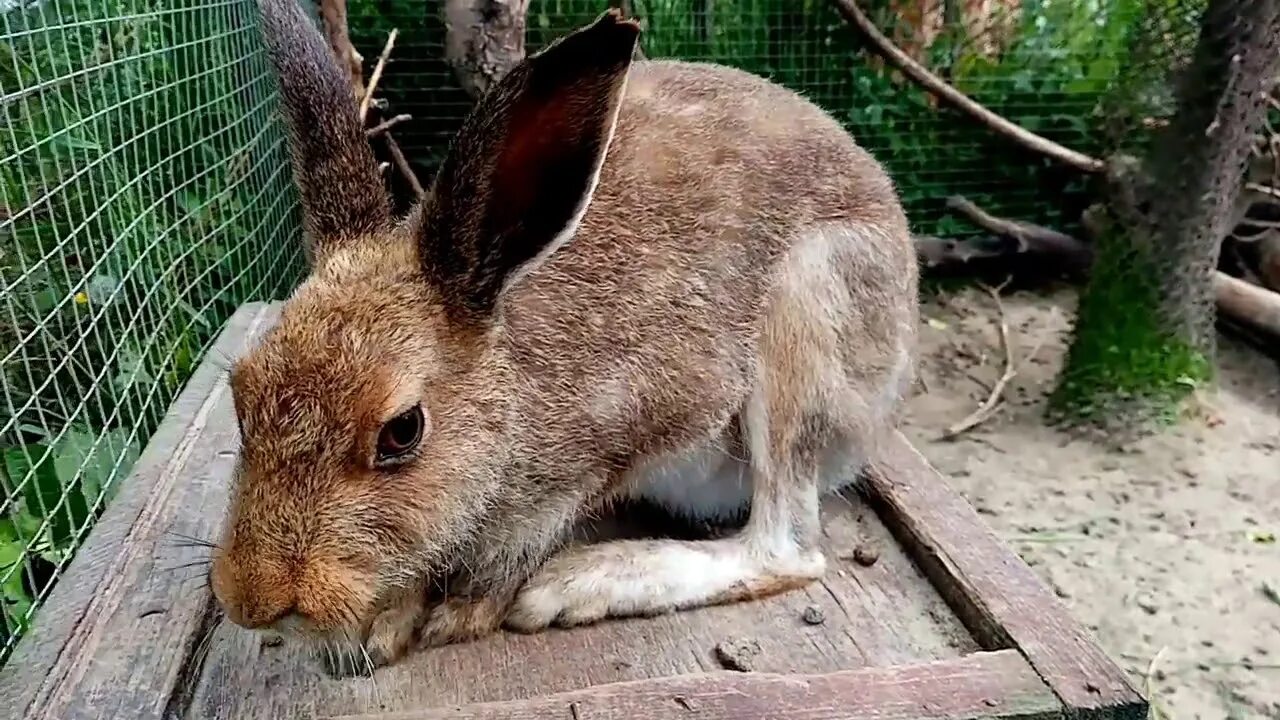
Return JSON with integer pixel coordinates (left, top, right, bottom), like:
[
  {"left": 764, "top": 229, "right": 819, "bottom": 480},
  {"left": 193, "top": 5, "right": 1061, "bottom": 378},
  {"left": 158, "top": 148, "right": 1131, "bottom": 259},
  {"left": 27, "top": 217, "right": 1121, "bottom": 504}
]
[{"left": 0, "top": 303, "right": 1147, "bottom": 720}]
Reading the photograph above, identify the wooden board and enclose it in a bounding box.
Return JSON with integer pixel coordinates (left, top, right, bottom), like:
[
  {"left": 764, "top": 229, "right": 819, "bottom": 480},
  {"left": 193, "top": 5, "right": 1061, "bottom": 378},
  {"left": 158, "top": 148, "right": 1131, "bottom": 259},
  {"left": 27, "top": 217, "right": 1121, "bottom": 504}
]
[
  {"left": 864, "top": 434, "right": 1147, "bottom": 719},
  {"left": 337, "top": 651, "right": 1061, "bottom": 720},
  {"left": 0, "top": 301, "right": 1146, "bottom": 720}
]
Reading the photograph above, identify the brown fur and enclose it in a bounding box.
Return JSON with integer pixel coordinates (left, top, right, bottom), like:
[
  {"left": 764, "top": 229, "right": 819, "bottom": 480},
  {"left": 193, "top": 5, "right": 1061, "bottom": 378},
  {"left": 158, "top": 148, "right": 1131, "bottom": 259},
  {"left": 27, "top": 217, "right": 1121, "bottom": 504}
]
[{"left": 212, "top": 3, "right": 917, "bottom": 672}]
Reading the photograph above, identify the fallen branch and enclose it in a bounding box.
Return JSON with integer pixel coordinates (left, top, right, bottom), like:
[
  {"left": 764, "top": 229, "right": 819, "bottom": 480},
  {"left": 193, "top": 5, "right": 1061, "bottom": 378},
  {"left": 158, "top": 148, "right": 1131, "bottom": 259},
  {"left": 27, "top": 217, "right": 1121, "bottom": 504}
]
[
  {"left": 828, "top": 0, "right": 1105, "bottom": 174},
  {"left": 360, "top": 29, "right": 398, "bottom": 123},
  {"left": 940, "top": 282, "right": 1016, "bottom": 438},
  {"left": 945, "top": 195, "right": 1094, "bottom": 280},
  {"left": 365, "top": 113, "right": 412, "bottom": 137},
  {"left": 1215, "top": 272, "right": 1280, "bottom": 338},
  {"left": 935, "top": 197, "right": 1280, "bottom": 345}
]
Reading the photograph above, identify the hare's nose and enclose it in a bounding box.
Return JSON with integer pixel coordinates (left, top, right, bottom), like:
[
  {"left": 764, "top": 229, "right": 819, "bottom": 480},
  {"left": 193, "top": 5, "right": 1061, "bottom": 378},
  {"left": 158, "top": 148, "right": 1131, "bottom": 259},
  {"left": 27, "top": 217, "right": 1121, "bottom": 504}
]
[{"left": 250, "top": 603, "right": 298, "bottom": 630}]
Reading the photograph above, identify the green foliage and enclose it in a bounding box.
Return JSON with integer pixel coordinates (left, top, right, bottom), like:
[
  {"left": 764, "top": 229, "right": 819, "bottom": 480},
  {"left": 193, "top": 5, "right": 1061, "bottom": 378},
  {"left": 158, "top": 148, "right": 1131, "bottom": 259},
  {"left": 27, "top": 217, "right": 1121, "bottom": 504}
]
[
  {"left": 348, "top": 0, "right": 1171, "bottom": 236},
  {"left": 1, "top": 0, "right": 304, "bottom": 658},
  {"left": 1049, "top": 228, "right": 1211, "bottom": 427}
]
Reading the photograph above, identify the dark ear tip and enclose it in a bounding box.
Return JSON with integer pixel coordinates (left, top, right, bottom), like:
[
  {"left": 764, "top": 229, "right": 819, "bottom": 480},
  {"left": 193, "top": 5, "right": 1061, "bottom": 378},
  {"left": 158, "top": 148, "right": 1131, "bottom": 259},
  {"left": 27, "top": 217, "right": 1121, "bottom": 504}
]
[{"left": 593, "top": 8, "right": 643, "bottom": 41}]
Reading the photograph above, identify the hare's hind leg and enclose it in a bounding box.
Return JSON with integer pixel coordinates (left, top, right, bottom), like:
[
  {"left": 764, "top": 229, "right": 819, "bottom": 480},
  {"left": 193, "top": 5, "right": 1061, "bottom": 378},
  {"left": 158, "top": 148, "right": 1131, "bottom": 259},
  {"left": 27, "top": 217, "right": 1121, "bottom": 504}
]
[
  {"left": 503, "top": 385, "right": 830, "bottom": 631},
  {"left": 505, "top": 223, "right": 907, "bottom": 632}
]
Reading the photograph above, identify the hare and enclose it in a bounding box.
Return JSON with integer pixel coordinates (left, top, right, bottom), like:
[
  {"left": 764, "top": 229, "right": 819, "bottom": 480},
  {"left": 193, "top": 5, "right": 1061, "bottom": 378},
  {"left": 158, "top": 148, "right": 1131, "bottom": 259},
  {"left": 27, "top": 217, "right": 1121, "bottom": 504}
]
[{"left": 209, "top": 0, "right": 918, "bottom": 673}]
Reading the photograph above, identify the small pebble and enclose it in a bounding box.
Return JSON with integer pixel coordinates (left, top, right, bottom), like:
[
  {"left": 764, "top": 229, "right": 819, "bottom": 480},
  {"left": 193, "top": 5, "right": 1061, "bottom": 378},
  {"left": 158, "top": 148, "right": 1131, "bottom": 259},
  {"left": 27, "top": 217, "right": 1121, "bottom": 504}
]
[
  {"left": 801, "top": 605, "right": 826, "bottom": 625},
  {"left": 852, "top": 545, "right": 880, "bottom": 567},
  {"left": 715, "top": 637, "right": 762, "bottom": 672},
  {"left": 1134, "top": 593, "right": 1159, "bottom": 615}
]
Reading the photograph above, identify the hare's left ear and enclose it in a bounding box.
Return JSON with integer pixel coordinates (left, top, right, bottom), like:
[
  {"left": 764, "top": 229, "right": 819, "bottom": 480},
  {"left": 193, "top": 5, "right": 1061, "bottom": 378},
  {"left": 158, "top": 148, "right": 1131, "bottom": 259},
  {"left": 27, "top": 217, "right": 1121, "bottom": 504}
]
[
  {"left": 255, "top": 0, "right": 391, "bottom": 264},
  {"left": 418, "top": 10, "right": 640, "bottom": 321}
]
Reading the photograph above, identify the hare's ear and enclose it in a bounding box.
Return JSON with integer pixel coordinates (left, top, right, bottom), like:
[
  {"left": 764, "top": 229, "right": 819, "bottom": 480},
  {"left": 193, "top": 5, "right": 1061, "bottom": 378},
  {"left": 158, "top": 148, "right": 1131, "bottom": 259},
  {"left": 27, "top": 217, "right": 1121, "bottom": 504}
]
[
  {"left": 256, "top": 0, "right": 390, "bottom": 264},
  {"left": 419, "top": 10, "right": 640, "bottom": 320}
]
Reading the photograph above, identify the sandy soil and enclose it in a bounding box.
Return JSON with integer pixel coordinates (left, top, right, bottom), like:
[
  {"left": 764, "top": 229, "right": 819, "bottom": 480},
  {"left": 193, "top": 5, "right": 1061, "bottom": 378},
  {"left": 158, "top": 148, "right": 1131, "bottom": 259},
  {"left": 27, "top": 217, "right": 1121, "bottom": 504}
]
[{"left": 902, "top": 286, "right": 1280, "bottom": 720}]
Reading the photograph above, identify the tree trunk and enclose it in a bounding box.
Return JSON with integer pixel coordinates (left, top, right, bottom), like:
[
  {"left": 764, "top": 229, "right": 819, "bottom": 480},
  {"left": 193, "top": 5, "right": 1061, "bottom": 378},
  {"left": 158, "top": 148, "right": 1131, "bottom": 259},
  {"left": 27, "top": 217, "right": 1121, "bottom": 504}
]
[
  {"left": 1146, "top": 0, "right": 1280, "bottom": 352},
  {"left": 1053, "top": 0, "right": 1280, "bottom": 425},
  {"left": 443, "top": 0, "right": 530, "bottom": 100}
]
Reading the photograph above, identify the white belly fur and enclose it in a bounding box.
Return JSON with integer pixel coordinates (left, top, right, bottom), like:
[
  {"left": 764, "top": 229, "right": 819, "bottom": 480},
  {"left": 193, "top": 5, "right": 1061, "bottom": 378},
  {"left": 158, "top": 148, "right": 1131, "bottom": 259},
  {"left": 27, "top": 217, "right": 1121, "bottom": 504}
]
[{"left": 625, "top": 439, "right": 865, "bottom": 521}]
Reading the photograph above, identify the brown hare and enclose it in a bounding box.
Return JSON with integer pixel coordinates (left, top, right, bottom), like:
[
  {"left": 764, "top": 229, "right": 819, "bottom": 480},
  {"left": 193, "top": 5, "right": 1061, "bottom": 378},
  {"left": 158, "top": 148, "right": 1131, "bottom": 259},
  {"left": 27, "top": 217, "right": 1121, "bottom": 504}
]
[{"left": 210, "top": 0, "right": 918, "bottom": 673}]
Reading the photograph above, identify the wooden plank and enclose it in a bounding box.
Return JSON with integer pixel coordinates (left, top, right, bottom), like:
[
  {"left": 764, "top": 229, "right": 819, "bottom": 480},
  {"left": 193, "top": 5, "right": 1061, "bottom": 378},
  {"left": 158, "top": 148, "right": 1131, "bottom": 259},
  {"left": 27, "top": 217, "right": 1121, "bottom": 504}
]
[
  {"left": 329, "top": 649, "right": 1061, "bottom": 720},
  {"left": 863, "top": 431, "right": 1146, "bottom": 720},
  {"left": 0, "top": 303, "right": 280, "bottom": 720},
  {"left": 185, "top": 490, "right": 977, "bottom": 719}
]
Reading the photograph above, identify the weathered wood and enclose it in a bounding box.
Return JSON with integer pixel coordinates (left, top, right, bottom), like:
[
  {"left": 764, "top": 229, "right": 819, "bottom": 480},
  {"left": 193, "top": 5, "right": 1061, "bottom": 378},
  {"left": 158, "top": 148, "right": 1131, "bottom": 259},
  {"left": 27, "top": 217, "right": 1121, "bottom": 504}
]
[
  {"left": 331, "top": 650, "right": 1060, "bottom": 720},
  {"left": 864, "top": 431, "right": 1147, "bottom": 719},
  {"left": 0, "top": 303, "right": 280, "bottom": 720},
  {"left": 184, "top": 491, "right": 976, "bottom": 718}
]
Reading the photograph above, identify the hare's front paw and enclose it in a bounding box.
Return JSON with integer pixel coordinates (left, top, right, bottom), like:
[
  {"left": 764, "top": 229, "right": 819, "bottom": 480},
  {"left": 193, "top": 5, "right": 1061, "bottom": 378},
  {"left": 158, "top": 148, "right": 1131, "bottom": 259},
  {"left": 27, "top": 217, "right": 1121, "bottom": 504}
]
[
  {"left": 505, "top": 546, "right": 625, "bottom": 632},
  {"left": 417, "top": 594, "right": 508, "bottom": 648}
]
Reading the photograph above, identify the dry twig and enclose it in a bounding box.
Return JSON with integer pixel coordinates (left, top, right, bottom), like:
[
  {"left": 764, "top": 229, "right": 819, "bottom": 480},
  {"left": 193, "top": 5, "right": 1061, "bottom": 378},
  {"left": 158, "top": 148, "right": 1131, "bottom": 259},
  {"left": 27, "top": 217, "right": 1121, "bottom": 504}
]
[
  {"left": 365, "top": 113, "right": 412, "bottom": 137},
  {"left": 938, "top": 280, "right": 1049, "bottom": 440},
  {"left": 828, "top": 0, "right": 1105, "bottom": 174},
  {"left": 360, "top": 29, "right": 399, "bottom": 122},
  {"left": 385, "top": 135, "right": 425, "bottom": 198}
]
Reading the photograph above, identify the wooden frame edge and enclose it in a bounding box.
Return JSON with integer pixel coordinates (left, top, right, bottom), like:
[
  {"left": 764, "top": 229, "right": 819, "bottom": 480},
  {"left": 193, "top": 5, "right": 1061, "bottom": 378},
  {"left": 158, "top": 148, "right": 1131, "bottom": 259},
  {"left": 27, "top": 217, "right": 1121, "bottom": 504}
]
[
  {"left": 329, "top": 650, "right": 1062, "bottom": 720},
  {"left": 863, "top": 431, "right": 1147, "bottom": 720}
]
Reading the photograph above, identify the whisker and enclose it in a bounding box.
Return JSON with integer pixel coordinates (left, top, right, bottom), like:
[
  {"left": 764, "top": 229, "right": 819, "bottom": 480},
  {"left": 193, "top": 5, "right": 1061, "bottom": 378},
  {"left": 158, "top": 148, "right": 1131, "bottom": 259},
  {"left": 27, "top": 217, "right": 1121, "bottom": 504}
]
[
  {"left": 158, "top": 559, "right": 214, "bottom": 574},
  {"left": 193, "top": 612, "right": 223, "bottom": 670},
  {"left": 360, "top": 642, "right": 383, "bottom": 709},
  {"left": 163, "top": 530, "right": 221, "bottom": 549}
]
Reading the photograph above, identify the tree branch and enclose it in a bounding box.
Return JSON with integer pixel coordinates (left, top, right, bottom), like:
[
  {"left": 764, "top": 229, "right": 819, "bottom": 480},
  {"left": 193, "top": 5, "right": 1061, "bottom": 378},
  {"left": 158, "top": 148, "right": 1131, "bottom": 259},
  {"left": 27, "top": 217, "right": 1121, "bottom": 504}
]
[
  {"left": 936, "top": 197, "right": 1280, "bottom": 344},
  {"left": 365, "top": 113, "right": 412, "bottom": 137},
  {"left": 319, "top": 0, "right": 364, "bottom": 97},
  {"left": 360, "top": 29, "right": 398, "bottom": 123},
  {"left": 385, "top": 134, "right": 425, "bottom": 198},
  {"left": 943, "top": 196, "right": 1095, "bottom": 280},
  {"left": 828, "top": 0, "right": 1105, "bottom": 174}
]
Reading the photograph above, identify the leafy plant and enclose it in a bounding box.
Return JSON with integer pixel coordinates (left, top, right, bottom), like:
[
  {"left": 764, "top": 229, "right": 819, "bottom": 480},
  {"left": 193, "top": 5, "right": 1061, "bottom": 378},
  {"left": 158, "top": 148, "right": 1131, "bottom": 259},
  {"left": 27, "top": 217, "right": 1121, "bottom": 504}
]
[{"left": 0, "top": 0, "right": 304, "bottom": 659}]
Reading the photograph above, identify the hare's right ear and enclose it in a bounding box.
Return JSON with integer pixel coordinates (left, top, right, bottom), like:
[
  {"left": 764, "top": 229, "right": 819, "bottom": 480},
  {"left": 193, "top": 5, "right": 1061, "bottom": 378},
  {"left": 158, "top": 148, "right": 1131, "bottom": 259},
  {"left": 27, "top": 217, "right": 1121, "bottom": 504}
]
[
  {"left": 255, "top": 0, "right": 390, "bottom": 264},
  {"left": 419, "top": 10, "right": 640, "bottom": 322}
]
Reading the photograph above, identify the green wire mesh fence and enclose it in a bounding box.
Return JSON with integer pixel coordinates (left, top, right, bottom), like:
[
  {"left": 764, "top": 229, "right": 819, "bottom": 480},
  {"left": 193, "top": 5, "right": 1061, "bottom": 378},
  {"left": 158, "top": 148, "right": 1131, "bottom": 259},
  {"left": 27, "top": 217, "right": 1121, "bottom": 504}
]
[
  {"left": 0, "top": 0, "right": 1204, "bottom": 663},
  {"left": 353, "top": 0, "right": 1203, "bottom": 233},
  {"left": 1, "top": 0, "right": 304, "bottom": 660}
]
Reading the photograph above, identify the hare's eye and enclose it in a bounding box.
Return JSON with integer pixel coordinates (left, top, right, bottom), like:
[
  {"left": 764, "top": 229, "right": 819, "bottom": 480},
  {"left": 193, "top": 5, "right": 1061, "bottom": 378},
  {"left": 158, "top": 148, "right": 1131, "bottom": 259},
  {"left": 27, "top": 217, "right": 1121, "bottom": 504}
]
[{"left": 376, "top": 406, "right": 424, "bottom": 463}]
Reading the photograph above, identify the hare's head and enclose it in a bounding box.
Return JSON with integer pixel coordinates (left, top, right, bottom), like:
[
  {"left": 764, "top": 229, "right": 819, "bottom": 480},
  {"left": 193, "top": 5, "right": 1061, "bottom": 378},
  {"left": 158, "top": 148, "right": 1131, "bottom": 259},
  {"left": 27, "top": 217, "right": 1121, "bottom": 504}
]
[{"left": 209, "top": 3, "right": 639, "bottom": 641}]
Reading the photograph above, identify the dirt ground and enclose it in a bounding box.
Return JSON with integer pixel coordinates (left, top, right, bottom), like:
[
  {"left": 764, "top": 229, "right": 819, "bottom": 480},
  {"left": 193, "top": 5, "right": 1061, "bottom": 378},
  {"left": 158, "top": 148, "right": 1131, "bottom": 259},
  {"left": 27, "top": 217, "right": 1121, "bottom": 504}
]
[{"left": 902, "top": 286, "right": 1280, "bottom": 720}]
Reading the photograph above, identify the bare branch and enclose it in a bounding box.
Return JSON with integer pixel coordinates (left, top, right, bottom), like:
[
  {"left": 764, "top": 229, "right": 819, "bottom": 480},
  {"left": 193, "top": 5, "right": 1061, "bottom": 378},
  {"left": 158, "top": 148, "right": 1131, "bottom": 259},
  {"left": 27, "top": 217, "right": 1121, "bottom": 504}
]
[
  {"left": 319, "top": 0, "right": 364, "bottom": 97},
  {"left": 945, "top": 195, "right": 1094, "bottom": 279},
  {"left": 360, "top": 30, "right": 399, "bottom": 123},
  {"left": 365, "top": 113, "right": 412, "bottom": 137},
  {"left": 828, "top": 0, "right": 1105, "bottom": 174},
  {"left": 384, "top": 134, "right": 425, "bottom": 198},
  {"left": 939, "top": 281, "right": 1043, "bottom": 440}
]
